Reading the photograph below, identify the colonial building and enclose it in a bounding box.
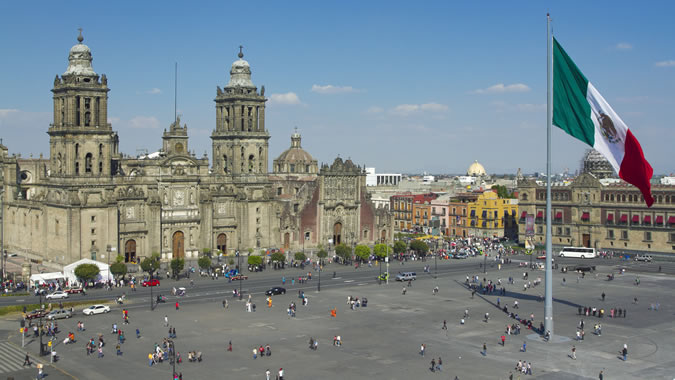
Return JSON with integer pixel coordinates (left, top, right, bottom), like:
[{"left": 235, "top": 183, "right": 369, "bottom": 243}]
[
  {"left": 0, "top": 33, "right": 392, "bottom": 267},
  {"left": 517, "top": 173, "right": 675, "bottom": 254}
]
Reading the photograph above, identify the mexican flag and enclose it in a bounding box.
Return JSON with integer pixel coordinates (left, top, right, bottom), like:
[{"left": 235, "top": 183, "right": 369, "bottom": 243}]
[{"left": 553, "top": 37, "right": 654, "bottom": 207}]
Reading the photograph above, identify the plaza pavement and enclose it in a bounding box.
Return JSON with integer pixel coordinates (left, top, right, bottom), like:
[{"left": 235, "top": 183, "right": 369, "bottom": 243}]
[{"left": 1, "top": 256, "right": 674, "bottom": 380}]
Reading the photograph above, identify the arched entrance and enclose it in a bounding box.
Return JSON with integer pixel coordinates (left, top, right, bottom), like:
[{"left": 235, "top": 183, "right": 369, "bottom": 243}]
[
  {"left": 333, "top": 222, "right": 342, "bottom": 245},
  {"left": 217, "top": 233, "right": 227, "bottom": 254},
  {"left": 124, "top": 239, "right": 136, "bottom": 263},
  {"left": 284, "top": 232, "right": 290, "bottom": 250},
  {"left": 380, "top": 230, "right": 387, "bottom": 244},
  {"left": 172, "top": 231, "right": 185, "bottom": 259}
]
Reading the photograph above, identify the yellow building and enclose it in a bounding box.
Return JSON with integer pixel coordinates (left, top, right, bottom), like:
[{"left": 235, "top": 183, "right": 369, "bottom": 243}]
[{"left": 466, "top": 191, "right": 519, "bottom": 238}]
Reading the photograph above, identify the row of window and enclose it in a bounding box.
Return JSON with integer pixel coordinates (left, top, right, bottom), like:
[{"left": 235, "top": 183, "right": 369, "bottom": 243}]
[{"left": 603, "top": 192, "right": 673, "bottom": 204}]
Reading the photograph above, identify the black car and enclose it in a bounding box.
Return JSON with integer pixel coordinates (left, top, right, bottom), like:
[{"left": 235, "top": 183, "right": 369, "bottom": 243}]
[{"left": 265, "top": 287, "right": 286, "bottom": 296}]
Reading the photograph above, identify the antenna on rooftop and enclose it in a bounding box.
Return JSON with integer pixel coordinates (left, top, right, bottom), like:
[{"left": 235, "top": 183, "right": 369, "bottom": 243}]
[{"left": 174, "top": 62, "right": 178, "bottom": 125}]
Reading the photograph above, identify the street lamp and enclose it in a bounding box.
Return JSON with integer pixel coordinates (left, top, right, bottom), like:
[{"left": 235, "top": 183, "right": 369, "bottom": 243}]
[
  {"left": 1, "top": 188, "right": 4, "bottom": 283},
  {"left": 38, "top": 291, "right": 45, "bottom": 356},
  {"left": 317, "top": 265, "right": 321, "bottom": 292},
  {"left": 483, "top": 248, "right": 487, "bottom": 274},
  {"left": 237, "top": 250, "right": 242, "bottom": 300},
  {"left": 167, "top": 339, "right": 176, "bottom": 379}
]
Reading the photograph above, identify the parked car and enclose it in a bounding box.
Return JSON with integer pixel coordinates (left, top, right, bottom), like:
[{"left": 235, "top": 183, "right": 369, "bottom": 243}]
[
  {"left": 265, "top": 287, "right": 286, "bottom": 296},
  {"left": 142, "top": 279, "right": 160, "bottom": 287},
  {"left": 82, "top": 304, "right": 110, "bottom": 315},
  {"left": 453, "top": 253, "right": 468, "bottom": 259},
  {"left": 46, "top": 309, "right": 73, "bottom": 320},
  {"left": 224, "top": 269, "right": 240, "bottom": 278},
  {"left": 65, "top": 287, "right": 84, "bottom": 294},
  {"left": 230, "top": 274, "right": 248, "bottom": 281},
  {"left": 395, "top": 272, "right": 417, "bottom": 281},
  {"left": 25, "top": 309, "right": 47, "bottom": 320},
  {"left": 635, "top": 255, "right": 652, "bottom": 262},
  {"left": 46, "top": 291, "right": 69, "bottom": 300},
  {"left": 377, "top": 273, "right": 389, "bottom": 281}
]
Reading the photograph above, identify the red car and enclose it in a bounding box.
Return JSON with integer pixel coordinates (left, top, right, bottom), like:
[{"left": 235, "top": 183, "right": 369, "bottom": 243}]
[
  {"left": 65, "top": 287, "right": 84, "bottom": 294},
  {"left": 142, "top": 279, "right": 160, "bottom": 287},
  {"left": 230, "top": 274, "right": 248, "bottom": 281}
]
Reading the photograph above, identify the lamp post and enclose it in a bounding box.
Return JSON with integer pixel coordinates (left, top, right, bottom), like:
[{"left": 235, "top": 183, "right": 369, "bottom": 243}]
[
  {"left": 237, "top": 250, "right": 242, "bottom": 300},
  {"left": 434, "top": 240, "right": 438, "bottom": 279},
  {"left": 1, "top": 188, "right": 4, "bottom": 283},
  {"left": 317, "top": 265, "right": 321, "bottom": 292},
  {"left": 38, "top": 291, "right": 45, "bottom": 356},
  {"left": 167, "top": 339, "right": 176, "bottom": 379},
  {"left": 483, "top": 248, "right": 487, "bottom": 275}
]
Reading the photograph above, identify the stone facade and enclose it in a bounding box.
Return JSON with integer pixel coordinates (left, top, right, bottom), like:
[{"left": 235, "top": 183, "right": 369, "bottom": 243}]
[
  {"left": 517, "top": 173, "right": 675, "bottom": 254},
  {"left": 0, "top": 35, "right": 392, "bottom": 266}
]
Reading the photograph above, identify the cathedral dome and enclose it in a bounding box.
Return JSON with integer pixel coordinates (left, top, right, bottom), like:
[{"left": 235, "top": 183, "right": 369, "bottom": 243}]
[
  {"left": 273, "top": 131, "right": 318, "bottom": 175},
  {"left": 226, "top": 47, "right": 255, "bottom": 88},
  {"left": 63, "top": 30, "right": 97, "bottom": 77},
  {"left": 467, "top": 160, "right": 486, "bottom": 176}
]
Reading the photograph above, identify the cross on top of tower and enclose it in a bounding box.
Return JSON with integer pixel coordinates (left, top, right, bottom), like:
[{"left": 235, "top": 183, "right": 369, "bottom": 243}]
[
  {"left": 77, "top": 28, "right": 83, "bottom": 43},
  {"left": 238, "top": 45, "right": 244, "bottom": 59}
]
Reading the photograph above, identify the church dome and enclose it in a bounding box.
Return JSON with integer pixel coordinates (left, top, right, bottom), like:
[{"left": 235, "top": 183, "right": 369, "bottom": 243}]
[
  {"left": 226, "top": 47, "right": 255, "bottom": 88},
  {"left": 582, "top": 149, "right": 615, "bottom": 179},
  {"left": 467, "top": 160, "right": 486, "bottom": 176},
  {"left": 63, "top": 30, "right": 97, "bottom": 77},
  {"left": 273, "top": 131, "right": 318, "bottom": 175}
]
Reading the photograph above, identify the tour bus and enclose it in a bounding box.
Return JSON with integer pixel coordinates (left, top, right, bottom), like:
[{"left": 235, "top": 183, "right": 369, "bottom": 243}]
[{"left": 558, "top": 247, "right": 597, "bottom": 259}]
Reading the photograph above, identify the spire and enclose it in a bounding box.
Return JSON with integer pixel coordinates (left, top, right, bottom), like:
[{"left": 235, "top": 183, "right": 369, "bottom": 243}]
[
  {"left": 77, "top": 28, "right": 84, "bottom": 43},
  {"left": 238, "top": 45, "right": 244, "bottom": 59},
  {"left": 226, "top": 46, "right": 255, "bottom": 89},
  {"left": 64, "top": 28, "right": 96, "bottom": 77}
]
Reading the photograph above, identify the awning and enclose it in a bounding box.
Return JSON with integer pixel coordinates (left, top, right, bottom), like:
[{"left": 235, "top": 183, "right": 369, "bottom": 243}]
[
  {"left": 555, "top": 212, "right": 562, "bottom": 219},
  {"left": 536, "top": 211, "right": 543, "bottom": 218},
  {"left": 632, "top": 215, "right": 640, "bottom": 223},
  {"left": 669, "top": 216, "right": 675, "bottom": 225},
  {"left": 520, "top": 211, "right": 527, "bottom": 219},
  {"left": 581, "top": 212, "right": 590, "bottom": 220},
  {"left": 643, "top": 215, "right": 651, "bottom": 224},
  {"left": 655, "top": 215, "right": 663, "bottom": 224},
  {"left": 607, "top": 214, "right": 614, "bottom": 221},
  {"left": 620, "top": 214, "right": 628, "bottom": 223}
]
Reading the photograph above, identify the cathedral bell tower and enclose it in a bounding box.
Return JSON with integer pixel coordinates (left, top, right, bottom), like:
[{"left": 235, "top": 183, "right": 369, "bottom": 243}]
[
  {"left": 48, "top": 30, "right": 118, "bottom": 178},
  {"left": 211, "top": 47, "right": 269, "bottom": 177}
]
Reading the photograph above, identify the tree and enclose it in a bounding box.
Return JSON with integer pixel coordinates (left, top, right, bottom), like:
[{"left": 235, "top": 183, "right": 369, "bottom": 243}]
[
  {"left": 354, "top": 245, "right": 371, "bottom": 262},
  {"left": 248, "top": 255, "right": 263, "bottom": 266},
  {"left": 373, "top": 243, "right": 390, "bottom": 259},
  {"left": 170, "top": 258, "right": 185, "bottom": 279},
  {"left": 202, "top": 248, "right": 212, "bottom": 258},
  {"left": 198, "top": 256, "right": 212, "bottom": 271},
  {"left": 140, "top": 252, "right": 161, "bottom": 278},
  {"left": 294, "top": 252, "right": 307, "bottom": 262},
  {"left": 335, "top": 243, "right": 352, "bottom": 263},
  {"left": 110, "top": 262, "right": 127, "bottom": 279},
  {"left": 74, "top": 263, "right": 100, "bottom": 283},
  {"left": 115, "top": 255, "right": 124, "bottom": 264},
  {"left": 409, "top": 240, "right": 429, "bottom": 256},
  {"left": 394, "top": 240, "right": 407, "bottom": 254},
  {"left": 270, "top": 252, "right": 285, "bottom": 263},
  {"left": 316, "top": 249, "right": 328, "bottom": 259}
]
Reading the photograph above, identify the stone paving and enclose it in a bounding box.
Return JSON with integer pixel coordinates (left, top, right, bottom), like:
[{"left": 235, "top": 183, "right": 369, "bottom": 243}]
[{"left": 1, "top": 258, "right": 674, "bottom": 379}]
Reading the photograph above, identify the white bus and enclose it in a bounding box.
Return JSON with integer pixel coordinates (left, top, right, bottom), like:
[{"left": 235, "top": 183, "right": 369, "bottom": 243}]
[{"left": 558, "top": 247, "right": 596, "bottom": 259}]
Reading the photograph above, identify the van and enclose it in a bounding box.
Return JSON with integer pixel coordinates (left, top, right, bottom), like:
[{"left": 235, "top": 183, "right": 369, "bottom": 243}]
[{"left": 395, "top": 272, "right": 417, "bottom": 281}]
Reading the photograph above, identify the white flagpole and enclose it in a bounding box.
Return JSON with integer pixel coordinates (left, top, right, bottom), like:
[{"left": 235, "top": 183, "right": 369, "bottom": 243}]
[{"left": 544, "top": 13, "right": 554, "bottom": 338}]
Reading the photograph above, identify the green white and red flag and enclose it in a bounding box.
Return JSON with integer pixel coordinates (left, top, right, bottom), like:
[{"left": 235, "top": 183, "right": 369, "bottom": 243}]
[{"left": 552, "top": 37, "right": 654, "bottom": 207}]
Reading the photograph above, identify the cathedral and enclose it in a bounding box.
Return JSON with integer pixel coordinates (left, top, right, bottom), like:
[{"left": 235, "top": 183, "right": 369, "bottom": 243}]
[{"left": 0, "top": 33, "right": 393, "bottom": 266}]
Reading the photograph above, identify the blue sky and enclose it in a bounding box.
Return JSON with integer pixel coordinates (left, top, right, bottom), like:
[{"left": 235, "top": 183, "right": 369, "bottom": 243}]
[{"left": 1, "top": 1, "right": 673, "bottom": 175}]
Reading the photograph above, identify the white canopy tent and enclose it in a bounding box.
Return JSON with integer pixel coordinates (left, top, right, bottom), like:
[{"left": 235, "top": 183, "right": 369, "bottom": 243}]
[
  {"left": 63, "top": 258, "right": 113, "bottom": 286},
  {"left": 29, "top": 272, "right": 66, "bottom": 287}
]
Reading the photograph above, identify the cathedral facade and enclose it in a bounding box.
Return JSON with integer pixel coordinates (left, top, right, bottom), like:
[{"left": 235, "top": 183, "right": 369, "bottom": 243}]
[{"left": 0, "top": 34, "right": 393, "bottom": 266}]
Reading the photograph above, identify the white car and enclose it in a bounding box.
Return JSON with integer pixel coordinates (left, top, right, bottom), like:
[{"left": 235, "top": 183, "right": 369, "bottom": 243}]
[
  {"left": 82, "top": 305, "right": 110, "bottom": 316},
  {"left": 45, "top": 291, "right": 69, "bottom": 300}
]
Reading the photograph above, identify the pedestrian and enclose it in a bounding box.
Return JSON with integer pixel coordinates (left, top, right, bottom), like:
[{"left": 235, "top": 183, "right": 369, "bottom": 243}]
[
  {"left": 253, "top": 347, "right": 257, "bottom": 359},
  {"left": 228, "top": 340, "right": 232, "bottom": 352},
  {"left": 37, "top": 365, "right": 44, "bottom": 379},
  {"left": 442, "top": 320, "right": 447, "bottom": 330},
  {"left": 571, "top": 345, "right": 577, "bottom": 360},
  {"left": 430, "top": 358, "right": 436, "bottom": 372},
  {"left": 266, "top": 369, "right": 271, "bottom": 380},
  {"left": 278, "top": 368, "right": 284, "bottom": 380},
  {"left": 148, "top": 352, "right": 153, "bottom": 366},
  {"left": 622, "top": 344, "right": 627, "bottom": 361},
  {"left": 599, "top": 370, "right": 604, "bottom": 380},
  {"left": 98, "top": 346, "right": 104, "bottom": 358},
  {"left": 601, "top": 292, "right": 605, "bottom": 301},
  {"left": 175, "top": 301, "right": 179, "bottom": 310},
  {"left": 436, "top": 357, "right": 442, "bottom": 372},
  {"left": 526, "top": 362, "right": 532, "bottom": 375},
  {"left": 23, "top": 353, "right": 31, "bottom": 366},
  {"left": 116, "top": 343, "right": 122, "bottom": 355},
  {"left": 482, "top": 342, "right": 487, "bottom": 356},
  {"left": 420, "top": 343, "right": 425, "bottom": 356},
  {"left": 501, "top": 335, "right": 505, "bottom": 346},
  {"left": 165, "top": 315, "right": 168, "bottom": 327},
  {"left": 522, "top": 341, "right": 526, "bottom": 352},
  {"left": 136, "top": 328, "right": 141, "bottom": 338}
]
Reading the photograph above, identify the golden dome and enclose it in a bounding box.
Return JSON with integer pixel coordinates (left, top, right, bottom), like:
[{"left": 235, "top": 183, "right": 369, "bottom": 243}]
[{"left": 467, "top": 160, "right": 486, "bottom": 176}]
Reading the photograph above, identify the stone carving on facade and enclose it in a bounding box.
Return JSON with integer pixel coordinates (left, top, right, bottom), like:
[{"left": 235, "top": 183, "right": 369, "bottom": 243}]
[{"left": 173, "top": 190, "right": 185, "bottom": 206}]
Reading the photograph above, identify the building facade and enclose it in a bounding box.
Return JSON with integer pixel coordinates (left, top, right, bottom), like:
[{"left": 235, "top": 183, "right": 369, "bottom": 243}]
[
  {"left": 517, "top": 173, "right": 675, "bottom": 254},
  {"left": 0, "top": 34, "right": 392, "bottom": 267},
  {"left": 466, "top": 191, "right": 518, "bottom": 238}
]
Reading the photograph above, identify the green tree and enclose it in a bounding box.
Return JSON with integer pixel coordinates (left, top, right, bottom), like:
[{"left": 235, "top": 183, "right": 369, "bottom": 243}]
[
  {"left": 409, "top": 240, "right": 429, "bottom": 256},
  {"left": 228, "top": 258, "right": 235, "bottom": 266},
  {"left": 354, "top": 245, "right": 371, "bottom": 262},
  {"left": 141, "top": 252, "right": 161, "bottom": 278},
  {"left": 316, "top": 249, "right": 328, "bottom": 259},
  {"left": 74, "top": 263, "right": 100, "bottom": 283},
  {"left": 198, "top": 256, "right": 212, "bottom": 271},
  {"left": 248, "top": 255, "right": 263, "bottom": 266},
  {"left": 294, "top": 252, "right": 307, "bottom": 262},
  {"left": 335, "top": 243, "right": 352, "bottom": 262},
  {"left": 115, "top": 255, "right": 124, "bottom": 264},
  {"left": 394, "top": 240, "right": 407, "bottom": 254},
  {"left": 373, "top": 243, "right": 390, "bottom": 259},
  {"left": 270, "top": 252, "right": 285, "bottom": 263},
  {"left": 170, "top": 258, "right": 185, "bottom": 279},
  {"left": 202, "top": 248, "right": 212, "bottom": 258},
  {"left": 109, "top": 262, "right": 127, "bottom": 279}
]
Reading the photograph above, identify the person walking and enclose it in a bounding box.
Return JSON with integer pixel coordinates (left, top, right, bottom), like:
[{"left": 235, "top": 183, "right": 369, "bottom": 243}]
[
  {"left": 622, "top": 344, "right": 628, "bottom": 361},
  {"left": 136, "top": 328, "right": 141, "bottom": 339},
  {"left": 278, "top": 368, "right": 284, "bottom": 380},
  {"left": 164, "top": 315, "right": 169, "bottom": 327},
  {"left": 436, "top": 357, "right": 442, "bottom": 372},
  {"left": 228, "top": 340, "right": 232, "bottom": 352},
  {"left": 522, "top": 341, "right": 527, "bottom": 352},
  {"left": 253, "top": 347, "right": 257, "bottom": 359},
  {"left": 420, "top": 343, "right": 425, "bottom": 356},
  {"left": 116, "top": 343, "right": 122, "bottom": 356},
  {"left": 266, "top": 369, "right": 271, "bottom": 380},
  {"left": 501, "top": 335, "right": 505, "bottom": 346},
  {"left": 571, "top": 345, "right": 577, "bottom": 360},
  {"left": 23, "top": 353, "right": 31, "bottom": 366},
  {"left": 430, "top": 358, "right": 436, "bottom": 372},
  {"left": 175, "top": 301, "right": 180, "bottom": 310},
  {"left": 601, "top": 292, "right": 606, "bottom": 301},
  {"left": 599, "top": 370, "right": 604, "bottom": 380},
  {"left": 482, "top": 342, "right": 487, "bottom": 356}
]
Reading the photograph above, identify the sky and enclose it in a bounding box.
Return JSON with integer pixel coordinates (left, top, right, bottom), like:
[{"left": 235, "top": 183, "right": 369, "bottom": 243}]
[{"left": 0, "top": 1, "right": 673, "bottom": 175}]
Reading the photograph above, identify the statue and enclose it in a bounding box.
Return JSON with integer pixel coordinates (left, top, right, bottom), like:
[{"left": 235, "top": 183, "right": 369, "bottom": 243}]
[
  {"left": 217, "top": 86, "right": 223, "bottom": 96},
  {"left": 163, "top": 192, "right": 168, "bottom": 205},
  {"left": 261, "top": 85, "right": 265, "bottom": 96},
  {"left": 54, "top": 75, "right": 60, "bottom": 87},
  {"left": 101, "top": 74, "right": 107, "bottom": 85}
]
